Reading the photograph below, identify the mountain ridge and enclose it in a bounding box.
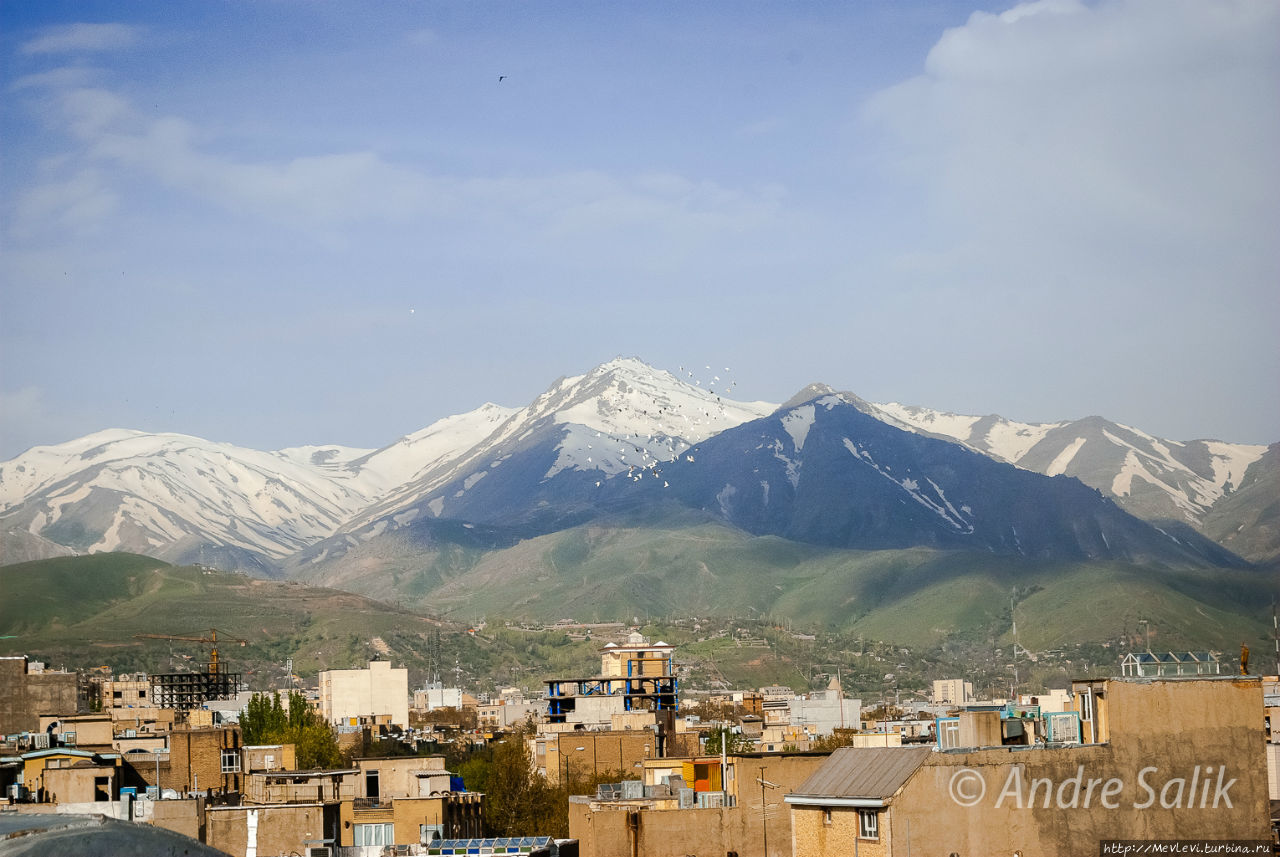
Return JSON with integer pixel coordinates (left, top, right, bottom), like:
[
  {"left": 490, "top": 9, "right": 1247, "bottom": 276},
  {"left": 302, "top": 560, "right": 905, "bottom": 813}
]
[{"left": 1, "top": 358, "right": 1272, "bottom": 570}]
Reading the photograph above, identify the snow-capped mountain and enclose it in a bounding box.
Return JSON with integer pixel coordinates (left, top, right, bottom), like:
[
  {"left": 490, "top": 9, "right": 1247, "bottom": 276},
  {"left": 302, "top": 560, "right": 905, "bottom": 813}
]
[
  {"left": 603, "top": 392, "right": 1246, "bottom": 566},
  {"left": 0, "top": 404, "right": 515, "bottom": 572},
  {"left": 291, "top": 358, "right": 776, "bottom": 566},
  {"left": 866, "top": 402, "right": 1268, "bottom": 527},
  {"left": 1, "top": 357, "right": 1271, "bottom": 572}
]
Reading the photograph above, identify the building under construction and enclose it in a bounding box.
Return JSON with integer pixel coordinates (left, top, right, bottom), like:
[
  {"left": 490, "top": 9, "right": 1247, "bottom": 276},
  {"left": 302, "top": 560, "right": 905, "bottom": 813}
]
[
  {"left": 148, "top": 669, "right": 242, "bottom": 711},
  {"left": 135, "top": 629, "right": 246, "bottom": 711},
  {"left": 544, "top": 632, "right": 678, "bottom": 725}
]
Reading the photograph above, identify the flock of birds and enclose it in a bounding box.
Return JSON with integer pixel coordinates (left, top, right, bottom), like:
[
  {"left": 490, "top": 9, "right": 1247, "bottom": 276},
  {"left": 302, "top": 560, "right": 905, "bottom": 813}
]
[{"left": 587, "top": 365, "right": 737, "bottom": 491}]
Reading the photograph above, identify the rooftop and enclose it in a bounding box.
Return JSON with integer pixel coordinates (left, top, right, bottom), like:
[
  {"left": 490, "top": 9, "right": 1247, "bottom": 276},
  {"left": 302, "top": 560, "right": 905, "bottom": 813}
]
[{"left": 788, "top": 746, "right": 932, "bottom": 803}]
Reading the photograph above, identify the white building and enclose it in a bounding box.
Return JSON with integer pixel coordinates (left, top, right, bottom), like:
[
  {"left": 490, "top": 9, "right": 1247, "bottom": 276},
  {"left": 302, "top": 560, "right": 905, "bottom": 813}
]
[
  {"left": 931, "top": 678, "right": 974, "bottom": 706},
  {"left": 319, "top": 659, "right": 409, "bottom": 728},
  {"left": 788, "top": 677, "right": 862, "bottom": 737},
  {"left": 413, "top": 683, "right": 464, "bottom": 711}
]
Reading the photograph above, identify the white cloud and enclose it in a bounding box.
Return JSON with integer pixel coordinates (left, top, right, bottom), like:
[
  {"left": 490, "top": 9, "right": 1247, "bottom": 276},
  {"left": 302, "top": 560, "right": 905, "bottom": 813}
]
[
  {"left": 864, "top": 0, "right": 1280, "bottom": 287},
  {"left": 20, "top": 23, "right": 141, "bottom": 55},
  {"left": 22, "top": 81, "right": 791, "bottom": 250},
  {"left": 9, "top": 66, "right": 101, "bottom": 91},
  {"left": 12, "top": 169, "right": 117, "bottom": 238}
]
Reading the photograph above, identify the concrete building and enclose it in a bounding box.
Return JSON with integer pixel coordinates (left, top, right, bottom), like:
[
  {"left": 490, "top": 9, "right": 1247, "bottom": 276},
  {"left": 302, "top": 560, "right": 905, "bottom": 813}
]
[
  {"left": 415, "top": 683, "right": 464, "bottom": 711},
  {"left": 787, "top": 678, "right": 861, "bottom": 738},
  {"left": 95, "top": 673, "right": 154, "bottom": 709},
  {"left": 0, "top": 656, "right": 84, "bottom": 735},
  {"left": 569, "top": 750, "right": 830, "bottom": 857},
  {"left": 37, "top": 713, "right": 114, "bottom": 752},
  {"left": 545, "top": 633, "right": 677, "bottom": 730},
  {"left": 541, "top": 729, "right": 660, "bottom": 786},
  {"left": 205, "top": 801, "right": 339, "bottom": 857},
  {"left": 931, "top": 678, "right": 973, "bottom": 705},
  {"left": 241, "top": 743, "right": 295, "bottom": 774},
  {"left": 786, "top": 676, "right": 1271, "bottom": 855},
  {"left": 2, "top": 748, "right": 122, "bottom": 804},
  {"left": 760, "top": 686, "right": 795, "bottom": 726},
  {"left": 477, "top": 699, "right": 546, "bottom": 733},
  {"left": 243, "top": 768, "right": 356, "bottom": 804},
  {"left": 355, "top": 755, "right": 452, "bottom": 800},
  {"left": 319, "top": 659, "right": 409, "bottom": 729}
]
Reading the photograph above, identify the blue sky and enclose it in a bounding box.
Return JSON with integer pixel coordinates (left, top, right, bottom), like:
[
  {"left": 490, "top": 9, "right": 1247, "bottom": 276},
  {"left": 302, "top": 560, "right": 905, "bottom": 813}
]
[{"left": 1, "top": 0, "right": 1277, "bottom": 459}]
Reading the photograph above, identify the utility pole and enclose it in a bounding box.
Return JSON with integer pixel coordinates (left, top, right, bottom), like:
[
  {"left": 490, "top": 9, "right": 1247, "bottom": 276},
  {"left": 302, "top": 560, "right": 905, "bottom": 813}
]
[
  {"left": 1011, "top": 595, "right": 1019, "bottom": 699},
  {"left": 757, "top": 769, "right": 780, "bottom": 857},
  {"left": 760, "top": 766, "right": 768, "bottom": 857}
]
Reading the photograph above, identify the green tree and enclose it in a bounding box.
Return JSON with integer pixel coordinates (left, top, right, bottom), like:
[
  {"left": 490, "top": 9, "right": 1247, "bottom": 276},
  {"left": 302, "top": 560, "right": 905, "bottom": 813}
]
[
  {"left": 703, "top": 725, "right": 754, "bottom": 755},
  {"left": 457, "top": 725, "right": 569, "bottom": 838},
  {"left": 240, "top": 691, "right": 341, "bottom": 769}
]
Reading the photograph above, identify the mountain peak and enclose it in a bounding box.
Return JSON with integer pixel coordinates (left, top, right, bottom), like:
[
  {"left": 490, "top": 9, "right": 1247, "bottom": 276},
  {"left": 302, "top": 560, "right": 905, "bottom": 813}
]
[{"left": 780, "top": 383, "right": 836, "bottom": 411}]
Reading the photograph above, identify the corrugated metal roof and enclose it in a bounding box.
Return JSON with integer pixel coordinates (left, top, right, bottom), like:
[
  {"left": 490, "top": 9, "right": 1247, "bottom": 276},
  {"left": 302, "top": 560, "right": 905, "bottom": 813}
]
[{"left": 789, "top": 746, "right": 932, "bottom": 800}]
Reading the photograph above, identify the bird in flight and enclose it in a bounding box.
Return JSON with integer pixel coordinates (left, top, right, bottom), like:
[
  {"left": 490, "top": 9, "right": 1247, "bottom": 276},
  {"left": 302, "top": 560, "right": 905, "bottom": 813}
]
[{"left": 498, "top": 75, "right": 507, "bottom": 82}]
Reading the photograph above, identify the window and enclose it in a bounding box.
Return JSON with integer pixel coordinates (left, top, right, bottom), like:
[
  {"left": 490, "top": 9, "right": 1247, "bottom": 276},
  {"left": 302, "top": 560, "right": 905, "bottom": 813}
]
[
  {"left": 138, "top": 690, "right": 146, "bottom": 699},
  {"left": 220, "top": 750, "right": 240, "bottom": 773},
  {"left": 858, "top": 809, "right": 878, "bottom": 840},
  {"left": 354, "top": 823, "right": 394, "bottom": 847}
]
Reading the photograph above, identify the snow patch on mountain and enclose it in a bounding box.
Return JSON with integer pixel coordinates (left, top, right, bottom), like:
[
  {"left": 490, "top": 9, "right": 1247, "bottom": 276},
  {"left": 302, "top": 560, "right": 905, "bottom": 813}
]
[
  {"left": 766, "top": 438, "right": 801, "bottom": 489},
  {"left": 781, "top": 405, "right": 816, "bottom": 452},
  {"left": 873, "top": 403, "right": 982, "bottom": 440},
  {"left": 983, "top": 419, "right": 1065, "bottom": 464},
  {"left": 842, "top": 437, "right": 973, "bottom": 533},
  {"left": 1045, "top": 437, "right": 1087, "bottom": 477},
  {"left": 1204, "top": 441, "right": 1266, "bottom": 492}
]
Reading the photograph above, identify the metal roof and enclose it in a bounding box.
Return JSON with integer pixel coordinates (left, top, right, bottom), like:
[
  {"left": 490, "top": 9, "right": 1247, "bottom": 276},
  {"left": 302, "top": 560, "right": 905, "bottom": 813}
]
[{"left": 789, "top": 746, "right": 932, "bottom": 801}]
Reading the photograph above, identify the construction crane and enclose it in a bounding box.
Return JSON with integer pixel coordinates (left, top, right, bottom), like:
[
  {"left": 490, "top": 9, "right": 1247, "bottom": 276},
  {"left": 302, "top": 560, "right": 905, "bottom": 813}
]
[{"left": 133, "top": 628, "right": 247, "bottom": 675}]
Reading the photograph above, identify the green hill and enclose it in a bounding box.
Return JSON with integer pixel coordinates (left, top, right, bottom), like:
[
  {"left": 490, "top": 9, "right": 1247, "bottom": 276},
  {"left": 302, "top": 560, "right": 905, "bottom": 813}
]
[
  {"left": 0, "top": 553, "right": 479, "bottom": 684},
  {"left": 4, "top": 541, "right": 1273, "bottom": 701},
  {"left": 290, "top": 518, "right": 1276, "bottom": 654}
]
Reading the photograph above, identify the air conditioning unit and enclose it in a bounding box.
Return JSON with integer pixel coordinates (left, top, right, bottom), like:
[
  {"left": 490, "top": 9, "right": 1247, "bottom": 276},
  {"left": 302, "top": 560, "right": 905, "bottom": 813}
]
[{"left": 304, "top": 848, "right": 331, "bottom": 857}]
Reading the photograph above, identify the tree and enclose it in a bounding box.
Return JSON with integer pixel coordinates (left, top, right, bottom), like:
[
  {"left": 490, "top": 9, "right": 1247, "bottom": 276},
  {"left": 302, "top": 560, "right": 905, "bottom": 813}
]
[
  {"left": 703, "top": 725, "right": 754, "bottom": 755},
  {"left": 240, "top": 691, "right": 341, "bottom": 769}
]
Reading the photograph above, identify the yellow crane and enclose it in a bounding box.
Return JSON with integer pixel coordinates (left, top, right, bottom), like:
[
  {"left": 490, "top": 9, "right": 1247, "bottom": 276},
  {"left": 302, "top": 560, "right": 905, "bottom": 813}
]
[{"left": 133, "top": 628, "right": 247, "bottom": 674}]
